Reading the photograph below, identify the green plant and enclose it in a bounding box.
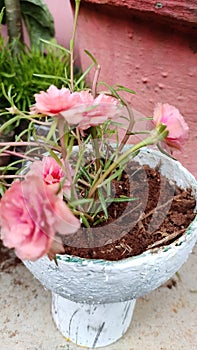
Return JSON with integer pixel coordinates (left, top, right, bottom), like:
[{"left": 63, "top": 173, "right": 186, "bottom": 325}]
[
  {"left": 0, "top": 41, "right": 70, "bottom": 110},
  {"left": 0, "top": 6, "right": 84, "bottom": 135}
]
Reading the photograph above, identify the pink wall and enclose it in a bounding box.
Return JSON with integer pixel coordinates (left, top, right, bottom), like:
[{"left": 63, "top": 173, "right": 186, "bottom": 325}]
[
  {"left": 45, "top": 0, "right": 73, "bottom": 48},
  {"left": 73, "top": 2, "right": 197, "bottom": 178}
]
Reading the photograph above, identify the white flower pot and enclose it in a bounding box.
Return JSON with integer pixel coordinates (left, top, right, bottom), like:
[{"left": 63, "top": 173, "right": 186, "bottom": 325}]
[{"left": 24, "top": 148, "right": 197, "bottom": 348}]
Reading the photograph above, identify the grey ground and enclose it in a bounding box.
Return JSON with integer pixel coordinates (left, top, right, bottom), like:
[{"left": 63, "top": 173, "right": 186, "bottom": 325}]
[{"left": 0, "top": 244, "right": 196, "bottom": 350}]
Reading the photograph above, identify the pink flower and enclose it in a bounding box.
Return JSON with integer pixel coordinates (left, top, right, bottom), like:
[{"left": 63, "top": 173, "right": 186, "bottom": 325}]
[
  {"left": 58, "top": 90, "right": 94, "bottom": 125},
  {"left": 153, "top": 103, "right": 189, "bottom": 151},
  {"left": 30, "top": 85, "right": 81, "bottom": 116},
  {"left": 78, "top": 90, "right": 94, "bottom": 104},
  {"left": 79, "top": 93, "right": 122, "bottom": 130},
  {"left": 31, "top": 84, "right": 123, "bottom": 130},
  {"left": 60, "top": 91, "right": 123, "bottom": 130},
  {"left": 42, "top": 157, "right": 66, "bottom": 185},
  {"left": 0, "top": 176, "right": 80, "bottom": 261},
  {"left": 27, "top": 157, "right": 73, "bottom": 197}
]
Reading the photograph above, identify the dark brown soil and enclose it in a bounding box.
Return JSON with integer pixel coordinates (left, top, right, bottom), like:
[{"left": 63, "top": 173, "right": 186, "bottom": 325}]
[{"left": 62, "top": 164, "right": 196, "bottom": 260}]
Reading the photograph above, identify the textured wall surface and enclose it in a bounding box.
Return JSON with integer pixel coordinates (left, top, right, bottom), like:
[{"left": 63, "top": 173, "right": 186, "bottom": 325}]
[
  {"left": 73, "top": 1, "right": 197, "bottom": 177},
  {"left": 80, "top": 0, "right": 197, "bottom": 24}
]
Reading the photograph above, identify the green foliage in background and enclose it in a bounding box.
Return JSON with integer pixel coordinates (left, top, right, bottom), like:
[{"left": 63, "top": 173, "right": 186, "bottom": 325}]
[
  {"left": 0, "top": 6, "right": 85, "bottom": 135},
  {"left": 0, "top": 40, "right": 69, "bottom": 112},
  {"left": 0, "top": 0, "right": 54, "bottom": 46},
  {"left": 0, "top": 37, "right": 85, "bottom": 134}
]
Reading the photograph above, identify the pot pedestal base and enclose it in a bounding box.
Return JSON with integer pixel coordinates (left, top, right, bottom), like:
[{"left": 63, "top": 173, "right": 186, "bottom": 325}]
[{"left": 52, "top": 292, "right": 136, "bottom": 348}]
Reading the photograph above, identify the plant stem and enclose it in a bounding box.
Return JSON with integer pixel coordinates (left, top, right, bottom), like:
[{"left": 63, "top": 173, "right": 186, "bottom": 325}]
[
  {"left": 70, "top": 0, "right": 81, "bottom": 91},
  {"left": 127, "top": 131, "right": 151, "bottom": 135},
  {"left": 57, "top": 118, "right": 79, "bottom": 204},
  {"left": 4, "top": 0, "right": 23, "bottom": 45},
  {"left": 92, "top": 64, "right": 101, "bottom": 98},
  {"left": 57, "top": 118, "right": 73, "bottom": 183},
  {"left": 72, "top": 209, "right": 93, "bottom": 222},
  {"left": 118, "top": 100, "right": 135, "bottom": 153},
  {"left": 1, "top": 150, "right": 37, "bottom": 162},
  {"left": 0, "top": 175, "right": 24, "bottom": 179},
  {"left": 57, "top": 118, "right": 67, "bottom": 162},
  {"left": 0, "top": 141, "right": 60, "bottom": 152},
  {"left": 90, "top": 127, "right": 101, "bottom": 173}
]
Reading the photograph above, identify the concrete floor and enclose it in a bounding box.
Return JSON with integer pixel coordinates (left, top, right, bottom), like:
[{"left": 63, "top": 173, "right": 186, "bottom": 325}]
[{"left": 0, "top": 244, "right": 196, "bottom": 350}]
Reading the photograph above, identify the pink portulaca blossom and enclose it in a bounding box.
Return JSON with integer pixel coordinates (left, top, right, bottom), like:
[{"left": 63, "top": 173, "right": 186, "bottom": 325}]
[
  {"left": 27, "top": 157, "right": 72, "bottom": 197},
  {"left": 0, "top": 175, "right": 80, "bottom": 261},
  {"left": 78, "top": 90, "right": 94, "bottom": 104},
  {"left": 153, "top": 103, "right": 189, "bottom": 151},
  {"left": 58, "top": 90, "right": 94, "bottom": 126},
  {"left": 60, "top": 90, "right": 123, "bottom": 131},
  {"left": 30, "top": 85, "right": 81, "bottom": 116},
  {"left": 42, "top": 157, "right": 66, "bottom": 185},
  {"left": 79, "top": 93, "right": 122, "bottom": 131},
  {"left": 31, "top": 85, "right": 122, "bottom": 130}
]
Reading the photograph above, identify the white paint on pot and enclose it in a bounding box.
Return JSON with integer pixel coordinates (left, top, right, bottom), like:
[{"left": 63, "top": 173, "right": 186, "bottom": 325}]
[
  {"left": 52, "top": 293, "right": 136, "bottom": 348},
  {"left": 23, "top": 148, "right": 197, "bottom": 347}
]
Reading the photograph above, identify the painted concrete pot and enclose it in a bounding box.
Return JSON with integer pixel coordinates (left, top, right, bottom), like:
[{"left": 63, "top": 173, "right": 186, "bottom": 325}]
[{"left": 24, "top": 149, "right": 197, "bottom": 348}]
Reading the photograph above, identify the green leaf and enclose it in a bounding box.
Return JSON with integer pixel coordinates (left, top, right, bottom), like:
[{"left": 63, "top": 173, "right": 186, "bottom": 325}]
[
  {"left": 84, "top": 49, "right": 98, "bottom": 66},
  {"left": 79, "top": 166, "right": 92, "bottom": 183},
  {"left": 157, "top": 143, "right": 176, "bottom": 161},
  {"left": 39, "top": 38, "right": 70, "bottom": 55},
  {"left": 99, "top": 168, "right": 123, "bottom": 187},
  {"left": 45, "top": 119, "right": 57, "bottom": 142},
  {"left": 103, "top": 154, "right": 115, "bottom": 171},
  {"left": 93, "top": 217, "right": 104, "bottom": 226},
  {"left": 70, "top": 198, "right": 93, "bottom": 207},
  {"left": 0, "top": 115, "right": 20, "bottom": 133},
  {"left": 114, "top": 84, "right": 136, "bottom": 94},
  {"left": 80, "top": 214, "right": 90, "bottom": 228},
  {"left": 75, "top": 62, "right": 94, "bottom": 87},
  {"left": 106, "top": 181, "right": 111, "bottom": 197},
  {"left": 0, "top": 72, "right": 16, "bottom": 78},
  {"left": 0, "top": 4, "right": 6, "bottom": 24},
  {"left": 46, "top": 149, "right": 62, "bottom": 168},
  {"left": 20, "top": 0, "right": 55, "bottom": 47},
  {"left": 106, "top": 196, "right": 139, "bottom": 203},
  {"left": 0, "top": 183, "right": 6, "bottom": 197},
  {"left": 98, "top": 188, "right": 108, "bottom": 219},
  {"left": 33, "top": 73, "right": 69, "bottom": 85},
  {"left": 99, "top": 81, "right": 121, "bottom": 100}
]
